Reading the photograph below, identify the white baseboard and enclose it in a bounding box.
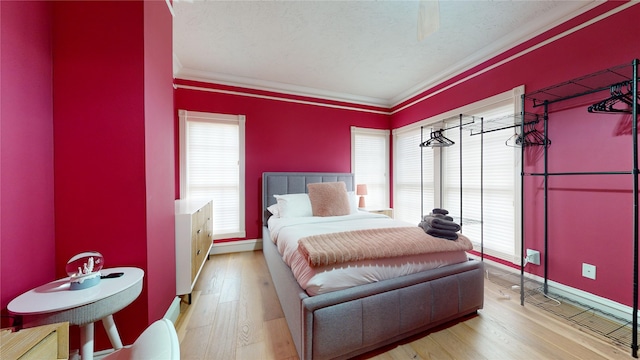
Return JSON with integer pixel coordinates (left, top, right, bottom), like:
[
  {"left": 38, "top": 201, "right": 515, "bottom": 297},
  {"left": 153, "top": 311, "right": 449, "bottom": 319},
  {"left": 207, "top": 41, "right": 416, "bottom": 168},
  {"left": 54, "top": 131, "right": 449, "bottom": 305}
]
[
  {"left": 210, "top": 238, "right": 263, "bottom": 255},
  {"left": 164, "top": 296, "right": 182, "bottom": 324},
  {"left": 92, "top": 349, "right": 114, "bottom": 360},
  {"left": 539, "top": 277, "right": 637, "bottom": 325},
  {"left": 471, "top": 254, "right": 638, "bottom": 325}
]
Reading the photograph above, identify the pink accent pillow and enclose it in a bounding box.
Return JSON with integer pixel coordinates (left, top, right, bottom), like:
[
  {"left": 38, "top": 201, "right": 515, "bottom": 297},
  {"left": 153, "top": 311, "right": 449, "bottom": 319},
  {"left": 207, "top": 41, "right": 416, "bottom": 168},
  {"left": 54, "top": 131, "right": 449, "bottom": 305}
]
[{"left": 307, "top": 182, "right": 351, "bottom": 217}]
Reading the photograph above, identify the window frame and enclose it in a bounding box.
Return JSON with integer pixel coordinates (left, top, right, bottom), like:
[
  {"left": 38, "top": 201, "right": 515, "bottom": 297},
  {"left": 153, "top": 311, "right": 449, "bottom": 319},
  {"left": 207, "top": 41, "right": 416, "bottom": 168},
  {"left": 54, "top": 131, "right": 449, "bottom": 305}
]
[
  {"left": 441, "top": 104, "right": 520, "bottom": 263},
  {"left": 351, "top": 126, "right": 390, "bottom": 209},
  {"left": 178, "top": 109, "right": 246, "bottom": 239},
  {"left": 393, "top": 85, "right": 524, "bottom": 264}
]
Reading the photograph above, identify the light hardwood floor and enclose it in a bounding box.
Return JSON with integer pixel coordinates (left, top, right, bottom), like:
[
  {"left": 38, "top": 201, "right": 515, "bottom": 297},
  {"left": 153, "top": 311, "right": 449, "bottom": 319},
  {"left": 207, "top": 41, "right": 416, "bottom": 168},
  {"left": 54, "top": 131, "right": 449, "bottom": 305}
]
[{"left": 175, "top": 251, "right": 632, "bottom": 359}]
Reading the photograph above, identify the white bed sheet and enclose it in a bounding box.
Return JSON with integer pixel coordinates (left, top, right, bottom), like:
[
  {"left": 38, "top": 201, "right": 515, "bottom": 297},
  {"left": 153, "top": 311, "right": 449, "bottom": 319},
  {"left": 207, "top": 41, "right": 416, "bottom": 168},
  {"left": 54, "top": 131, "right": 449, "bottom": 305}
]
[{"left": 267, "top": 212, "right": 470, "bottom": 295}]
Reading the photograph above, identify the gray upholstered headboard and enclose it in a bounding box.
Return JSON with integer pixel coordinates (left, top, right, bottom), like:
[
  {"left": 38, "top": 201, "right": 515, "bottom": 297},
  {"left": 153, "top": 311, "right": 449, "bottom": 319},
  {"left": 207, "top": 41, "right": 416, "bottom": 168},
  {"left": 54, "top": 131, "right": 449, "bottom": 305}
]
[{"left": 262, "top": 172, "right": 355, "bottom": 225}]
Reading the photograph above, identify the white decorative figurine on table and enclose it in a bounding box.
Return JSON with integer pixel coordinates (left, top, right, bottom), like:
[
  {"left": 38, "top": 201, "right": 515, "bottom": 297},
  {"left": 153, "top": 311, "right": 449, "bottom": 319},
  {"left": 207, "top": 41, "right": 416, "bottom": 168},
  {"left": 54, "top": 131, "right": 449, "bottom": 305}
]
[{"left": 67, "top": 252, "right": 104, "bottom": 290}]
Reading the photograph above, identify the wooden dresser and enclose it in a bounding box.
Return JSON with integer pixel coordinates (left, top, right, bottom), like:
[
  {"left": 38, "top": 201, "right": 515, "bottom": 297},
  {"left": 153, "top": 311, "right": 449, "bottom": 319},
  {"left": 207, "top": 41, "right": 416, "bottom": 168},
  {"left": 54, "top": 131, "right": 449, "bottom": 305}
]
[
  {"left": 175, "top": 199, "right": 213, "bottom": 298},
  {"left": 0, "top": 322, "right": 69, "bottom": 359}
]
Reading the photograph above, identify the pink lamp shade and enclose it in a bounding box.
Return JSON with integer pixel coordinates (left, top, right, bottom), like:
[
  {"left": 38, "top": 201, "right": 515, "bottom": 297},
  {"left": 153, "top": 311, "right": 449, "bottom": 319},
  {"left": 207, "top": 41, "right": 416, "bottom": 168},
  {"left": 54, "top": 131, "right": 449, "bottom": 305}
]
[{"left": 356, "top": 184, "right": 368, "bottom": 208}]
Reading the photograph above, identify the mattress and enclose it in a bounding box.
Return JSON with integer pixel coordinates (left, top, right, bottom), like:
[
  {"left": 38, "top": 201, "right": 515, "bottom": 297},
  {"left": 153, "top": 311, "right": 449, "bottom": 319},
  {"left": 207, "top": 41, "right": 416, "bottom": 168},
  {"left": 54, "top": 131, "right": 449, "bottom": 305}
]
[{"left": 267, "top": 212, "right": 470, "bottom": 295}]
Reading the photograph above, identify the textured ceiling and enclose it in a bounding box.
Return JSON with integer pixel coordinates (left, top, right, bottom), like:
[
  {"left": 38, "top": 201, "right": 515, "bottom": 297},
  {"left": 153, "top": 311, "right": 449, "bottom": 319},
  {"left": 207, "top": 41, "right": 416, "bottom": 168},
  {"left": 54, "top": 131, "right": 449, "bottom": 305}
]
[{"left": 173, "top": 0, "right": 598, "bottom": 107}]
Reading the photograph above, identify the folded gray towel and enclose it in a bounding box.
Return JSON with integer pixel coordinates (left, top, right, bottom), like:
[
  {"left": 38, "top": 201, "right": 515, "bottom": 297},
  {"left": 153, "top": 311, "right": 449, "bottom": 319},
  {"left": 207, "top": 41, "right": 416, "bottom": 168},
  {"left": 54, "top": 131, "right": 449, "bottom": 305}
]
[
  {"left": 423, "top": 216, "right": 461, "bottom": 232},
  {"left": 432, "top": 208, "right": 449, "bottom": 215},
  {"left": 425, "top": 213, "right": 454, "bottom": 222},
  {"left": 418, "top": 222, "right": 458, "bottom": 240}
]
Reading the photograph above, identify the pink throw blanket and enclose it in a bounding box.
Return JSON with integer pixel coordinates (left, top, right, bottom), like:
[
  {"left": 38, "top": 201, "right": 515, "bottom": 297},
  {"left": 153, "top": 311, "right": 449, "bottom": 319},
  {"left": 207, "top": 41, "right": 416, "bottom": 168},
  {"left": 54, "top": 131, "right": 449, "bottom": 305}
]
[{"left": 298, "top": 227, "right": 473, "bottom": 267}]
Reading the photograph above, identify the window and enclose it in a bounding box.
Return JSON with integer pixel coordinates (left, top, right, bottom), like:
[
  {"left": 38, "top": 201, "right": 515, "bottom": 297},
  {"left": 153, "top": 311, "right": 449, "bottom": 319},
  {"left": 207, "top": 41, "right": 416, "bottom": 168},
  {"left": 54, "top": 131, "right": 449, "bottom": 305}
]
[
  {"left": 351, "top": 127, "right": 390, "bottom": 209},
  {"left": 179, "top": 110, "right": 246, "bottom": 239},
  {"left": 393, "top": 86, "right": 523, "bottom": 264},
  {"left": 393, "top": 126, "right": 434, "bottom": 224},
  {"left": 442, "top": 104, "right": 519, "bottom": 262}
]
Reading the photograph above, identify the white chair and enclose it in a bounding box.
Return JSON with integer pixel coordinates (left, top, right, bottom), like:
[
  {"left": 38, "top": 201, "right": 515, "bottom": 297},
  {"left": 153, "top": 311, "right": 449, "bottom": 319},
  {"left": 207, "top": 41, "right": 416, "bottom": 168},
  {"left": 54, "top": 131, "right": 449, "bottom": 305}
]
[{"left": 102, "top": 318, "right": 180, "bottom": 360}]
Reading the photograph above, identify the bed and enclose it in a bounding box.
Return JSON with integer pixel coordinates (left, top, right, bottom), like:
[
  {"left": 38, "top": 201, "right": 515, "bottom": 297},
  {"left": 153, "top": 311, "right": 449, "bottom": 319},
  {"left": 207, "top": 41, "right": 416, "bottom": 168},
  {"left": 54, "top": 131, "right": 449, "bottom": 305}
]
[{"left": 262, "top": 172, "right": 484, "bottom": 360}]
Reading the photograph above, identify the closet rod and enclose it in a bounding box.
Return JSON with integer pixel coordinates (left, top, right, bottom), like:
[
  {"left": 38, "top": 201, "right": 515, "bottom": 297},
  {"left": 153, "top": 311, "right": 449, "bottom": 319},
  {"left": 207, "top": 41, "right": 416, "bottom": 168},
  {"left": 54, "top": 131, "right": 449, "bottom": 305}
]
[
  {"left": 630, "top": 58, "right": 638, "bottom": 359},
  {"left": 530, "top": 84, "right": 625, "bottom": 107},
  {"left": 420, "top": 126, "right": 425, "bottom": 220},
  {"left": 520, "top": 102, "right": 526, "bottom": 306},
  {"left": 525, "top": 171, "right": 632, "bottom": 176},
  {"left": 442, "top": 117, "right": 474, "bottom": 131},
  {"left": 459, "top": 114, "right": 463, "bottom": 231},
  {"left": 526, "top": 63, "right": 634, "bottom": 108},
  {"left": 468, "top": 120, "right": 538, "bottom": 136},
  {"left": 480, "top": 117, "right": 484, "bottom": 261},
  {"left": 543, "top": 104, "right": 549, "bottom": 295}
]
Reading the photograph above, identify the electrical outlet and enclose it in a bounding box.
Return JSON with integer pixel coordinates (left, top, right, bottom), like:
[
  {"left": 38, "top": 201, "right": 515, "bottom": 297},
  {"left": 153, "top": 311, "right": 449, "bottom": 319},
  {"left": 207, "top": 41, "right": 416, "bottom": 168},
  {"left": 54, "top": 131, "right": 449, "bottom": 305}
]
[
  {"left": 526, "top": 249, "right": 540, "bottom": 265},
  {"left": 582, "top": 263, "right": 596, "bottom": 280}
]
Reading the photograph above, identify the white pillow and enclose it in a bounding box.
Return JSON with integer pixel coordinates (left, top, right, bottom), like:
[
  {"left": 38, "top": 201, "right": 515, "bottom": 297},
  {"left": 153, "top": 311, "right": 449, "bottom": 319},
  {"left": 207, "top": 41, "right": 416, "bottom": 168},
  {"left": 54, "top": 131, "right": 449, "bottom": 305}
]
[
  {"left": 273, "top": 193, "right": 313, "bottom": 218},
  {"left": 267, "top": 204, "right": 280, "bottom": 218},
  {"left": 347, "top": 191, "right": 358, "bottom": 214}
]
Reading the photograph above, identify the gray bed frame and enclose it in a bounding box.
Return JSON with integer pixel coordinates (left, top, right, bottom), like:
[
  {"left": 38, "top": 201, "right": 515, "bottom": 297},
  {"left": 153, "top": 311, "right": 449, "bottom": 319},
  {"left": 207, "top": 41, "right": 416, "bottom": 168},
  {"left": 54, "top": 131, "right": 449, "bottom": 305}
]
[{"left": 262, "top": 172, "right": 484, "bottom": 360}]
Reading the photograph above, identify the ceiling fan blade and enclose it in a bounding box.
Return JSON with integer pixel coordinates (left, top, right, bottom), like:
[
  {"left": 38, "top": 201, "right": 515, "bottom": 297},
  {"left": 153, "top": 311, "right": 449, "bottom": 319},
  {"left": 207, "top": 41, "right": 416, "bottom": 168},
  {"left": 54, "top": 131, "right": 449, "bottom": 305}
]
[{"left": 418, "top": 0, "right": 440, "bottom": 41}]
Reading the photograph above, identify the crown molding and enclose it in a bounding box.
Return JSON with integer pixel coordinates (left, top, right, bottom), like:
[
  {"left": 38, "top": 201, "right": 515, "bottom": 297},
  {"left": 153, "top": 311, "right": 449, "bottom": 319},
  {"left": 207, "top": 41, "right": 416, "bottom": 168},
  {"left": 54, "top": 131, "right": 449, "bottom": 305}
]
[
  {"left": 172, "top": 53, "right": 183, "bottom": 78},
  {"left": 173, "top": 67, "right": 391, "bottom": 108},
  {"left": 172, "top": 1, "right": 625, "bottom": 113},
  {"left": 390, "top": 1, "right": 604, "bottom": 107},
  {"left": 174, "top": 83, "right": 391, "bottom": 115},
  {"left": 391, "top": 1, "right": 634, "bottom": 115}
]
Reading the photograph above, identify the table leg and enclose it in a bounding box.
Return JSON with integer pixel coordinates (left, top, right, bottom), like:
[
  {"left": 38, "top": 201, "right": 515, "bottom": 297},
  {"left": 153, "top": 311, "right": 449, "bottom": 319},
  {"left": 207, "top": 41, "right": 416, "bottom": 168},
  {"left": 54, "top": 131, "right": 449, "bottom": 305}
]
[
  {"left": 102, "top": 315, "right": 123, "bottom": 350},
  {"left": 80, "top": 323, "right": 94, "bottom": 360}
]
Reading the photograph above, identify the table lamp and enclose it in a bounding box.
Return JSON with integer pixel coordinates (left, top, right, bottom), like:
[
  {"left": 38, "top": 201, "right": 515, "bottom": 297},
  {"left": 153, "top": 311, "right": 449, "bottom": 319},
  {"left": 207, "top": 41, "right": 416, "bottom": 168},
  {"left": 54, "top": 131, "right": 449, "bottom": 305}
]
[{"left": 356, "top": 184, "right": 368, "bottom": 208}]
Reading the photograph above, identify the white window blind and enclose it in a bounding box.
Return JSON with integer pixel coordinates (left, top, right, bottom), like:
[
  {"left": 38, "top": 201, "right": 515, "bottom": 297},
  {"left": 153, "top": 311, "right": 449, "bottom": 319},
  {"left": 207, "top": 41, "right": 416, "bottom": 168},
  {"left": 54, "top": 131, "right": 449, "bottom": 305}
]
[
  {"left": 179, "top": 110, "right": 246, "bottom": 239},
  {"left": 442, "top": 105, "right": 518, "bottom": 261},
  {"left": 351, "top": 127, "right": 389, "bottom": 209},
  {"left": 393, "top": 87, "right": 523, "bottom": 263},
  {"left": 393, "top": 127, "right": 434, "bottom": 224}
]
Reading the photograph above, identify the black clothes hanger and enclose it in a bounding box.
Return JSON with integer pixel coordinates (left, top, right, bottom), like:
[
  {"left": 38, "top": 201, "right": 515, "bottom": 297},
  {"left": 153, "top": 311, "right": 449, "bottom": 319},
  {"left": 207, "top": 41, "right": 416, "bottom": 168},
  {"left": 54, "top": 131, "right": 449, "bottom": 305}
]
[
  {"left": 521, "top": 121, "right": 550, "bottom": 147},
  {"left": 420, "top": 129, "right": 455, "bottom": 147},
  {"left": 524, "top": 127, "right": 548, "bottom": 147},
  {"left": 505, "top": 131, "right": 523, "bottom": 147},
  {"left": 588, "top": 81, "right": 636, "bottom": 114},
  {"left": 504, "top": 120, "right": 549, "bottom": 147}
]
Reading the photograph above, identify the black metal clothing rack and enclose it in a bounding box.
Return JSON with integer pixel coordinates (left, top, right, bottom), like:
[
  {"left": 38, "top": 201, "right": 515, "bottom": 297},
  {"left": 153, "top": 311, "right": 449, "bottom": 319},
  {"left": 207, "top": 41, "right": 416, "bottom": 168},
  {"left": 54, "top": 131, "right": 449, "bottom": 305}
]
[
  {"left": 420, "top": 113, "right": 533, "bottom": 261},
  {"left": 519, "top": 59, "right": 639, "bottom": 358}
]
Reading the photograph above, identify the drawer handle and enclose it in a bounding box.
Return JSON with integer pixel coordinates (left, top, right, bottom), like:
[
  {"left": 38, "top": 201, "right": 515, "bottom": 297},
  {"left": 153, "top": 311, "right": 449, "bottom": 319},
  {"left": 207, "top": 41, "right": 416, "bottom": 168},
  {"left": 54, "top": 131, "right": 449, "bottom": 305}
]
[
  {"left": 197, "top": 229, "right": 201, "bottom": 234},
  {"left": 197, "top": 250, "right": 201, "bottom": 255}
]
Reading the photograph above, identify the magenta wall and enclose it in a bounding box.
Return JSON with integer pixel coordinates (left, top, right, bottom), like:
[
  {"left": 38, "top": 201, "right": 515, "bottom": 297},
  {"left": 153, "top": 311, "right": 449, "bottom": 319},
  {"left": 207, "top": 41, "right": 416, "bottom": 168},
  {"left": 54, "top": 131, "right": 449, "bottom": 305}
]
[
  {"left": 0, "top": 1, "right": 55, "bottom": 317},
  {"left": 174, "top": 81, "right": 391, "bottom": 240},
  {"left": 1, "top": 0, "right": 174, "bottom": 349},
  {"left": 53, "top": 2, "right": 147, "bottom": 347},
  {"left": 143, "top": 1, "right": 177, "bottom": 323},
  {"left": 391, "top": 3, "right": 640, "bottom": 306},
  {"left": 53, "top": 1, "right": 175, "bottom": 349},
  {"left": 2, "top": 2, "right": 636, "bottom": 347}
]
